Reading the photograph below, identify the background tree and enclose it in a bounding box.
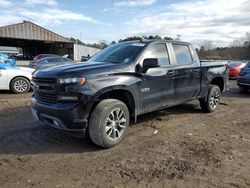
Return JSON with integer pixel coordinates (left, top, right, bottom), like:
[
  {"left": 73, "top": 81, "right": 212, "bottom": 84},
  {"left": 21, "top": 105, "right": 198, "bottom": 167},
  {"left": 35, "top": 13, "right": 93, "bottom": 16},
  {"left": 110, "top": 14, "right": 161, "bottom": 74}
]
[
  {"left": 110, "top": 41, "right": 116, "bottom": 45},
  {"left": 118, "top": 35, "right": 172, "bottom": 42},
  {"left": 197, "top": 33, "right": 250, "bottom": 60}
]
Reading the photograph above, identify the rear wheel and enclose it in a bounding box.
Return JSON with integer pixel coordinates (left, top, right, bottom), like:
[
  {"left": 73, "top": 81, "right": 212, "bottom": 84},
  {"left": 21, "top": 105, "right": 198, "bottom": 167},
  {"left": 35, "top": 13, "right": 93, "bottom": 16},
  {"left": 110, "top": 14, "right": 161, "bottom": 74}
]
[
  {"left": 200, "top": 85, "right": 221, "bottom": 113},
  {"left": 10, "top": 77, "right": 30, "bottom": 94},
  {"left": 89, "top": 99, "right": 130, "bottom": 148}
]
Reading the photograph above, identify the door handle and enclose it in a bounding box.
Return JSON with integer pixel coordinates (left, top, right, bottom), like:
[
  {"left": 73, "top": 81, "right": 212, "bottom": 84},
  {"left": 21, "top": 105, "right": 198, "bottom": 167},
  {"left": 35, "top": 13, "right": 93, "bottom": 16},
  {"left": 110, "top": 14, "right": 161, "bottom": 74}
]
[
  {"left": 193, "top": 68, "right": 200, "bottom": 72},
  {"left": 167, "top": 70, "right": 175, "bottom": 76}
]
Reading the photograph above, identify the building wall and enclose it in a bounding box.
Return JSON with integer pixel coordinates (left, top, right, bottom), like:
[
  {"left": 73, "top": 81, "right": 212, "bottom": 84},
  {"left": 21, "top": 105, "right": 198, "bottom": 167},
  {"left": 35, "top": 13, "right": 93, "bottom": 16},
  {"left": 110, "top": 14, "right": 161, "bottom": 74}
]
[{"left": 73, "top": 44, "right": 100, "bottom": 61}]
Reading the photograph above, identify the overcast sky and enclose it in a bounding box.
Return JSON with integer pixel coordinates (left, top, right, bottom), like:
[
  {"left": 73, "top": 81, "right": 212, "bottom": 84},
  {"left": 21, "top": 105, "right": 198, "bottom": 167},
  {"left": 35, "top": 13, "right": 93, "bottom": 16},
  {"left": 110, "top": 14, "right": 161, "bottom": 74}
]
[{"left": 0, "top": 0, "right": 249, "bottom": 47}]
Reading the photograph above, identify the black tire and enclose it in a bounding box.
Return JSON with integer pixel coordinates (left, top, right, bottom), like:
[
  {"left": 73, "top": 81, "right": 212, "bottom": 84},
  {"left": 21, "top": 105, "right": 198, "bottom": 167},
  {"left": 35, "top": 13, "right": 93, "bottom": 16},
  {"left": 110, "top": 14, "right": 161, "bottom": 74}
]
[
  {"left": 10, "top": 77, "right": 30, "bottom": 94},
  {"left": 89, "top": 99, "right": 130, "bottom": 148},
  {"left": 200, "top": 85, "right": 221, "bottom": 113},
  {"left": 239, "top": 86, "right": 248, "bottom": 93}
]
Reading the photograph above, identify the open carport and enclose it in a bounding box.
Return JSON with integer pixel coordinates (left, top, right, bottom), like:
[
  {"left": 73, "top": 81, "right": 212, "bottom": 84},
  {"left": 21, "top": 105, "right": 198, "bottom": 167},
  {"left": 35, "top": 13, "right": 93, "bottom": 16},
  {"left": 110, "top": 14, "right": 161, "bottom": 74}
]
[{"left": 0, "top": 21, "right": 73, "bottom": 59}]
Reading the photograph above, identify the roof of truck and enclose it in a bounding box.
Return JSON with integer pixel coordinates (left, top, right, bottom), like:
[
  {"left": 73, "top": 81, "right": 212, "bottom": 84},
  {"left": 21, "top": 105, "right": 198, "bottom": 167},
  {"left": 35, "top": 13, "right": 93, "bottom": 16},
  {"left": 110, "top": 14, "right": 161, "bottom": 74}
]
[{"left": 120, "top": 39, "right": 191, "bottom": 45}]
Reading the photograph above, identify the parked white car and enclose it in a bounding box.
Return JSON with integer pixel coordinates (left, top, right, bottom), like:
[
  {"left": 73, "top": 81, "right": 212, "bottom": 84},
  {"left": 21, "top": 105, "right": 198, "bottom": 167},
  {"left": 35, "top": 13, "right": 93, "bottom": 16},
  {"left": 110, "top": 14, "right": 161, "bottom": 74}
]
[{"left": 0, "top": 63, "right": 35, "bottom": 93}]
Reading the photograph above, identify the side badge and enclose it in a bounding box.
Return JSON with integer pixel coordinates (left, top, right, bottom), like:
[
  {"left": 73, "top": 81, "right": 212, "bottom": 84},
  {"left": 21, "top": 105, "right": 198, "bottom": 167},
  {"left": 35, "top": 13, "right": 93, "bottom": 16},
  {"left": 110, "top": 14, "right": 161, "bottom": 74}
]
[{"left": 141, "top": 88, "right": 150, "bottom": 93}]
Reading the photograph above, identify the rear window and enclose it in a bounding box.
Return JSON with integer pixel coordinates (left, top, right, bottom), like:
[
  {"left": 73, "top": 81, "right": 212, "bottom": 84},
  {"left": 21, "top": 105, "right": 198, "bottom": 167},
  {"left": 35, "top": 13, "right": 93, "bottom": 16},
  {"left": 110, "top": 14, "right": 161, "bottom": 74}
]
[
  {"left": 172, "top": 44, "right": 193, "bottom": 65},
  {"left": 47, "top": 58, "right": 72, "bottom": 64},
  {"left": 35, "top": 54, "right": 59, "bottom": 60},
  {"left": 48, "top": 58, "right": 61, "bottom": 63},
  {"left": 38, "top": 59, "right": 48, "bottom": 64}
]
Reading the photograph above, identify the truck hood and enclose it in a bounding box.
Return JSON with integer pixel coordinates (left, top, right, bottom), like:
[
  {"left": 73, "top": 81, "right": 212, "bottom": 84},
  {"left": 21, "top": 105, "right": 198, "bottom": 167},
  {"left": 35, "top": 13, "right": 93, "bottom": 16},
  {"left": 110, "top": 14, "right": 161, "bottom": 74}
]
[{"left": 33, "top": 61, "right": 124, "bottom": 78}]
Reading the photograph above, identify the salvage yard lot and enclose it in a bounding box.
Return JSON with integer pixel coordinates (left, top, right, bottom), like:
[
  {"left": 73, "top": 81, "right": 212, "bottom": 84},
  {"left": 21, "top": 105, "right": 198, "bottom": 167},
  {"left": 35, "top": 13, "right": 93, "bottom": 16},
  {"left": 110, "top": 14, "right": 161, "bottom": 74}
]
[{"left": 0, "top": 80, "right": 249, "bottom": 188}]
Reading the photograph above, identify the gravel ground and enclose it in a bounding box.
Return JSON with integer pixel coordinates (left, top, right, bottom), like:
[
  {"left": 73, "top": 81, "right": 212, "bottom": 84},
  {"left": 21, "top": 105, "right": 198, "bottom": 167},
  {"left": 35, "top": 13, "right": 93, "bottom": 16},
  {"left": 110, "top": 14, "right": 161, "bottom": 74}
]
[{"left": 0, "top": 80, "right": 249, "bottom": 188}]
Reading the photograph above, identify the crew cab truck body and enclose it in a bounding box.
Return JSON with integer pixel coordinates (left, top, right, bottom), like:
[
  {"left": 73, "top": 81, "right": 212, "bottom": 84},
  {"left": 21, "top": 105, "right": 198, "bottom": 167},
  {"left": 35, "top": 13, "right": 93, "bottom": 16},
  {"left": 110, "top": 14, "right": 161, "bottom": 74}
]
[{"left": 31, "top": 40, "right": 229, "bottom": 148}]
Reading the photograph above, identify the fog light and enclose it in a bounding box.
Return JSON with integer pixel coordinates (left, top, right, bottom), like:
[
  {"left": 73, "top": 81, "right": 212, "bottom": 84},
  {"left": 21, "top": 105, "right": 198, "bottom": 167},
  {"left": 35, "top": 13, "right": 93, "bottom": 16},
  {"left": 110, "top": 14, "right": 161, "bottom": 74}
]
[{"left": 58, "top": 96, "right": 78, "bottom": 101}]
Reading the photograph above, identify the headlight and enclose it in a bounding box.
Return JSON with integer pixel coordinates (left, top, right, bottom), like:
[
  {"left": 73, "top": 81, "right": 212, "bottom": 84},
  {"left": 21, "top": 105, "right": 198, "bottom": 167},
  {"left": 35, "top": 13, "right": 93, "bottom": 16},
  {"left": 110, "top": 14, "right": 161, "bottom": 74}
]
[{"left": 58, "top": 77, "right": 86, "bottom": 85}]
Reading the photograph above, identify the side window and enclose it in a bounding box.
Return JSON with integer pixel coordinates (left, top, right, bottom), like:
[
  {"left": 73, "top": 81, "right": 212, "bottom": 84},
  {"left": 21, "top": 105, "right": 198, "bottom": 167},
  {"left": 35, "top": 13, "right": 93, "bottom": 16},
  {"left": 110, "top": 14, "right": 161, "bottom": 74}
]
[
  {"left": 62, "top": 58, "right": 72, "bottom": 64},
  {"left": 59, "top": 58, "right": 66, "bottom": 63},
  {"left": 49, "top": 58, "right": 60, "bottom": 63},
  {"left": 143, "top": 44, "right": 170, "bottom": 66},
  {"left": 172, "top": 44, "right": 193, "bottom": 65}
]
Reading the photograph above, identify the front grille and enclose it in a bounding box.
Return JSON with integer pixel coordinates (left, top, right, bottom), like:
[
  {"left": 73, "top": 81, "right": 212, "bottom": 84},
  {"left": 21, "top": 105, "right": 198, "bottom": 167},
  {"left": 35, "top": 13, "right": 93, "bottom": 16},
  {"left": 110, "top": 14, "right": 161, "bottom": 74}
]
[
  {"left": 35, "top": 92, "right": 57, "bottom": 104},
  {"left": 32, "top": 77, "right": 57, "bottom": 84},
  {"left": 32, "top": 77, "right": 58, "bottom": 104}
]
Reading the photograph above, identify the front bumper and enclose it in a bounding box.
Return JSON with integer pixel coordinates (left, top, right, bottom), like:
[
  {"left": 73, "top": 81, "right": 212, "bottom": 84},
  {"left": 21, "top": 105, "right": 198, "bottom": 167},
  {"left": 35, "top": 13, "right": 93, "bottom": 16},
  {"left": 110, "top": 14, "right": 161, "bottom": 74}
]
[{"left": 31, "top": 96, "right": 88, "bottom": 138}]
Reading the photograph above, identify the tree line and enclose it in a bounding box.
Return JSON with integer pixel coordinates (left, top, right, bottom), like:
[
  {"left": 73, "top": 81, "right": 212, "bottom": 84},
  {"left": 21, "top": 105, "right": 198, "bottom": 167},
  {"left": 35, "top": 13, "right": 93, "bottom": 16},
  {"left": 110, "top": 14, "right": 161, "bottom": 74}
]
[
  {"left": 67, "top": 35, "right": 173, "bottom": 49},
  {"left": 197, "top": 33, "right": 250, "bottom": 60},
  {"left": 68, "top": 33, "right": 250, "bottom": 60}
]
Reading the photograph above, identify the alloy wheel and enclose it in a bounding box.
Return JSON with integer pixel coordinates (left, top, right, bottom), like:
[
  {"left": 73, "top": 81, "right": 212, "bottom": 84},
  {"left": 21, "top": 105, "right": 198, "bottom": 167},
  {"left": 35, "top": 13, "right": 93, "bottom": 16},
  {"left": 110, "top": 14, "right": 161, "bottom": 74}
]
[{"left": 105, "top": 108, "right": 127, "bottom": 141}]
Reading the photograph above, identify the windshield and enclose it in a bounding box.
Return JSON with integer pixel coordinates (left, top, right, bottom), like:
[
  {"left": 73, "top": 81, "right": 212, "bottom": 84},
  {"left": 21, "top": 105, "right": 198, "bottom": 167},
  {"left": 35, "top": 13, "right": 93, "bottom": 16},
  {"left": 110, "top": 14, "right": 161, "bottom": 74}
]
[{"left": 90, "top": 42, "right": 145, "bottom": 64}]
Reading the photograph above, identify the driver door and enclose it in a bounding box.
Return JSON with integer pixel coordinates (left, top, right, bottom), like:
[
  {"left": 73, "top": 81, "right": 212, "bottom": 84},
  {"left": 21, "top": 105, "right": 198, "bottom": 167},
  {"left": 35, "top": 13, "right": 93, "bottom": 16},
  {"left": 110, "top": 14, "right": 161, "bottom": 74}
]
[{"left": 138, "top": 43, "right": 175, "bottom": 114}]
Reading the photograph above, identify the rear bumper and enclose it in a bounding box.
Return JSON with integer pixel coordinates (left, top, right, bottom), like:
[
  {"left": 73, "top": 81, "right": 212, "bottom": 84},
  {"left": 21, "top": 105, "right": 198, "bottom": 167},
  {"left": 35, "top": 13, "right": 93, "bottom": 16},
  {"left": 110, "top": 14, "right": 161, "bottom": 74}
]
[
  {"left": 237, "top": 77, "right": 250, "bottom": 89},
  {"left": 237, "top": 83, "right": 250, "bottom": 89},
  {"left": 31, "top": 96, "right": 88, "bottom": 138}
]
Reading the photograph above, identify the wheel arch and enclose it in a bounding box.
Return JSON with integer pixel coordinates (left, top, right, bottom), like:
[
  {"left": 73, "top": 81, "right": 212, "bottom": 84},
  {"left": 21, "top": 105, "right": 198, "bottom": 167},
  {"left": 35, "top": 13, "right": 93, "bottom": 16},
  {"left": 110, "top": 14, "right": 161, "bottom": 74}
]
[
  {"left": 210, "top": 76, "right": 224, "bottom": 92},
  {"left": 9, "top": 76, "right": 31, "bottom": 90},
  {"left": 91, "top": 87, "right": 137, "bottom": 122}
]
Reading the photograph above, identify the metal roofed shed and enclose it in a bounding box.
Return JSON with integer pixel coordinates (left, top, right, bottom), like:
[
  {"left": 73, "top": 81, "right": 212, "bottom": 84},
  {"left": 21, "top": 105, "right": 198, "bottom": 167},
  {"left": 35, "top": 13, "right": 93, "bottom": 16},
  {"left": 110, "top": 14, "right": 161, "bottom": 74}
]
[
  {"left": 0, "top": 21, "right": 101, "bottom": 61},
  {"left": 0, "top": 21, "right": 73, "bottom": 59}
]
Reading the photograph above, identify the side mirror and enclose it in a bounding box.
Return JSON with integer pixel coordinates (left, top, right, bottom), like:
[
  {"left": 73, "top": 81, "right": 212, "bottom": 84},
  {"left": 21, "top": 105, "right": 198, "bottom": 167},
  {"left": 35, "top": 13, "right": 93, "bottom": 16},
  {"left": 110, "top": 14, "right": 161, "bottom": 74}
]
[
  {"left": 143, "top": 58, "right": 159, "bottom": 69},
  {"left": 141, "top": 58, "right": 159, "bottom": 73}
]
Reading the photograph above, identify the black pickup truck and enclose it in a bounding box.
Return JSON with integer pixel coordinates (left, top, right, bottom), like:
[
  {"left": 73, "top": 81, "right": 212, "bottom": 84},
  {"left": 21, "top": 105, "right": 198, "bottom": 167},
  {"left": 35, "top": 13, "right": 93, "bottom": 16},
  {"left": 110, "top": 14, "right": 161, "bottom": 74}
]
[{"left": 31, "top": 40, "right": 229, "bottom": 148}]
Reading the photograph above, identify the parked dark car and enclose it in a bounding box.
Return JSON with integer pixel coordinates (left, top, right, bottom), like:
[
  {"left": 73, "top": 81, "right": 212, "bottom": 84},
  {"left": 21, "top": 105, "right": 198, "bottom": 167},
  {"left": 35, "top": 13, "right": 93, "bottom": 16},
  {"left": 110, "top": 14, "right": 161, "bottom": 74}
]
[
  {"left": 30, "top": 57, "right": 74, "bottom": 69},
  {"left": 31, "top": 40, "right": 229, "bottom": 148},
  {"left": 29, "top": 54, "right": 60, "bottom": 68},
  {"left": 34, "top": 54, "right": 60, "bottom": 61},
  {"left": 238, "top": 61, "right": 250, "bottom": 92}
]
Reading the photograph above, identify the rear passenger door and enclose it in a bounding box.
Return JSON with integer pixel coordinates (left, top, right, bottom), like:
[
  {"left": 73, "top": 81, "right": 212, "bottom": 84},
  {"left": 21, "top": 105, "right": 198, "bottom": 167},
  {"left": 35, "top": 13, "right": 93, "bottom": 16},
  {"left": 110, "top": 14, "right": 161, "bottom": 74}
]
[
  {"left": 170, "top": 43, "right": 201, "bottom": 103},
  {"left": 138, "top": 43, "right": 175, "bottom": 113}
]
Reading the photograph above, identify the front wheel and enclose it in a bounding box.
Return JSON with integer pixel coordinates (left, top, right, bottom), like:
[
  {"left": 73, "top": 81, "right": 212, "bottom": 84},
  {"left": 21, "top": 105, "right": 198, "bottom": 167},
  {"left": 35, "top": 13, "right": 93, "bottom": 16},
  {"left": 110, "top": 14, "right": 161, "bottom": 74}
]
[
  {"left": 89, "top": 99, "right": 130, "bottom": 148},
  {"left": 10, "top": 77, "right": 30, "bottom": 94},
  {"left": 200, "top": 85, "right": 221, "bottom": 113}
]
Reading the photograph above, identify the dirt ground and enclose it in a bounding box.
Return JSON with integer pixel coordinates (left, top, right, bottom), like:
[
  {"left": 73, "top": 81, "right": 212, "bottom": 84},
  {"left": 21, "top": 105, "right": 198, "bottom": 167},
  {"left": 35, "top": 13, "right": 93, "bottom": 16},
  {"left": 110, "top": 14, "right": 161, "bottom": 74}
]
[{"left": 0, "top": 80, "right": 249, "bottom": 188}]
